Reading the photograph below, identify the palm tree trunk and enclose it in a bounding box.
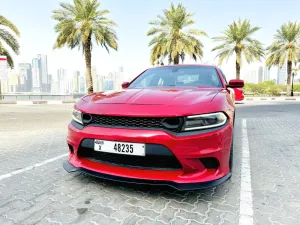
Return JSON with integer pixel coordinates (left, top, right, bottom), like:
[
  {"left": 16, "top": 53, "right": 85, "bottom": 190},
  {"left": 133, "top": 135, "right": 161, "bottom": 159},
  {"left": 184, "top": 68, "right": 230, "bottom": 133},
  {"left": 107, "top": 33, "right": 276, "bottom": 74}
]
[
  {"left": 286, "top": 60, "right": 292, "bottom": 96},
  {"left": 84, "top": 35, "right": 93, "bottom": 94},
  {"left": 174, "top": 54, "right": 180, "bottom": 64},
  {"left": 235, "top": 51, "right": 241, "bottom": 79}
]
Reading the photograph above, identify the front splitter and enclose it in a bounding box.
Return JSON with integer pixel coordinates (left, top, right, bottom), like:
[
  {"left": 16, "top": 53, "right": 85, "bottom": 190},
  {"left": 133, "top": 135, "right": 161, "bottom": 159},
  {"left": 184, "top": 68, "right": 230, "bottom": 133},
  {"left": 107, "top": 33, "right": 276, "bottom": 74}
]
[{"left": 63, "top": 160, "right": 231, "bottom": 191}]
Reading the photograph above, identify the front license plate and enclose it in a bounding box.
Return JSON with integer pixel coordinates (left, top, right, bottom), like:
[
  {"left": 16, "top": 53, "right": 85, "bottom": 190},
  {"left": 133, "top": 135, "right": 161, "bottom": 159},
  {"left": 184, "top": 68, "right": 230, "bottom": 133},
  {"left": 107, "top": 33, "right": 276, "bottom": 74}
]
[{"left": 94, "top": 139, "right": 146, "bottom": 156}]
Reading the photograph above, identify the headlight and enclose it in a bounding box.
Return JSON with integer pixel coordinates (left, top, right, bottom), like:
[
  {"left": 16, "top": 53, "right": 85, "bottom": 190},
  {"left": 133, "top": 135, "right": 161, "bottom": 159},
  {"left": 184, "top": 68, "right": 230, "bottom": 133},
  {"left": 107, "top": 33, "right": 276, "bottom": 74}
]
[
  {"left": 182, "top": 112, "right": 227, "bottom": 131},
  {"left": 72, "top": 108, "right": 83, "bottom": 124}
]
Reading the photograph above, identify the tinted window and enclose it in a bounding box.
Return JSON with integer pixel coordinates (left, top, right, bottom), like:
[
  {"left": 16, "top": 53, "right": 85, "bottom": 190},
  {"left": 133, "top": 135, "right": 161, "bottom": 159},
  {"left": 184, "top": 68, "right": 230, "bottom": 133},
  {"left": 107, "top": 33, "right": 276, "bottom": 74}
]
[{"left": 129, "top": 66, "right": 222, "bottom": 88}]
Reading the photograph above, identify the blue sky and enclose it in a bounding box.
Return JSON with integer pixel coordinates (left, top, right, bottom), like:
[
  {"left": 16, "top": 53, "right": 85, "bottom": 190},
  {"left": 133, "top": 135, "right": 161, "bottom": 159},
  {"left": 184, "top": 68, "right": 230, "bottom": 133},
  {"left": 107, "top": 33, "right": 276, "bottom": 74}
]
[{"left": 2, "top": 0, "right": 300, "bottom": 80}]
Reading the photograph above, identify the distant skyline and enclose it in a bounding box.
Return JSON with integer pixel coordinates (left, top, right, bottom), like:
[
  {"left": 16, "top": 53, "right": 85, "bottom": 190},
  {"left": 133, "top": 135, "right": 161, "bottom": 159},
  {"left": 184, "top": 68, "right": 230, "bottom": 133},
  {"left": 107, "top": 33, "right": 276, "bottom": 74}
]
[{"left": 2, "top": 0, "right": 300, "bottom": 81}]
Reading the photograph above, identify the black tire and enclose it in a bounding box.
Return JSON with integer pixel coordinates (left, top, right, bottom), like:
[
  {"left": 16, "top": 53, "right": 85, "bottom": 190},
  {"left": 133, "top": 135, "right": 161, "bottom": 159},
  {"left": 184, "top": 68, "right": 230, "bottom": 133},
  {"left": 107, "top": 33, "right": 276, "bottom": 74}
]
[
  {"left": 229, "top": 114, "right": 235, "bottom": 171},
  {"left": 233, "top": 113, "right": 235, "bottom": 127},
  {"left": 229, "top": 138, "right": 233, "bottom": 172}
]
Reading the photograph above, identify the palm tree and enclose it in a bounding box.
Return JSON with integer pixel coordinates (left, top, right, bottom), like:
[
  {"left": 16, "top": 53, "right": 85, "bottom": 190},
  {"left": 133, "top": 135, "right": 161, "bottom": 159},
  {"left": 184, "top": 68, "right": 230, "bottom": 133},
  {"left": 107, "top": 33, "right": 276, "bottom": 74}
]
[
  {"left": 212, "top": 19, "right": 264, "bottom": 79},
  {"left": 147, "top": 3, "right": 207, "bottom": 65},
  {"left": 266, "top": 21, "right": 300, "bottom": 96},
  {"left": 52, "top": 0, "right": 118, "bottom": 94},
  {"left": 0, "top": 15, "right": 20, "bottom": 68}
]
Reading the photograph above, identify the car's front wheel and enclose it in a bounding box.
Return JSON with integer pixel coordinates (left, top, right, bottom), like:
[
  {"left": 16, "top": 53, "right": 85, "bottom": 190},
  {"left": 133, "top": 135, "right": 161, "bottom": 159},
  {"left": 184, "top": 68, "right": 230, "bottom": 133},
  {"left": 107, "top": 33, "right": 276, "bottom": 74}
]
[{"left": 229, "top": 138, "right": 233, "bottom": 171}]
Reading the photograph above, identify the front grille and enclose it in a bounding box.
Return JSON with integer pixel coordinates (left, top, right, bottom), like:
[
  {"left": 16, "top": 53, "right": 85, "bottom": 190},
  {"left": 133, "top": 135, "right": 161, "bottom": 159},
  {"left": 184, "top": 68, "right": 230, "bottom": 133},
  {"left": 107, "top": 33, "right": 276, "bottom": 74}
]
[
  {"left": 78, "top": 144, "right": 182, "bottom": 170},
  {"left": 85, "top": 114, "right": 182, "bottom": 132}
]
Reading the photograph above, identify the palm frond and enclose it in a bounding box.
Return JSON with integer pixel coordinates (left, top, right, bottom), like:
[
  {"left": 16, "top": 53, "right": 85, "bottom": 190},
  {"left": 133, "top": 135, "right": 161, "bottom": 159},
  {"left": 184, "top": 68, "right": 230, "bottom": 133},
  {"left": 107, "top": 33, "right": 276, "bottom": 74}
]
[
  {"left": 0, "top": 28, "right": 20, "bottom": 54},
  {"left": 147, "top": 3, "right": 206, "bottom": 64},
  {"left": 0, "top": 15, "right": 20, "bottom": 67},
  {"left": 53, "top": 0, "right": 118, "bottom": 54},
  {"left": 266, "top": 21, "right": 300, "bottom": 68},
  {"left": 212, "top": 19, "right": 264, "bottom": 67},
  {"left": 0, "top": 15, "right": 20, "bottom": 36},
  {"left": 0, "top": 48, "right": 14, "bottom": 68}
]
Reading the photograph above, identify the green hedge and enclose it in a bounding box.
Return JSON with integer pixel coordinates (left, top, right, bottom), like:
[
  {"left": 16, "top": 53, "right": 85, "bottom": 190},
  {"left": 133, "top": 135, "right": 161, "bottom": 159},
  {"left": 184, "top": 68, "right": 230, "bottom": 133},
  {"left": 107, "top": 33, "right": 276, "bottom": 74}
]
[{"left": 244, "top": 81, "right": 300, "bottom": 96}]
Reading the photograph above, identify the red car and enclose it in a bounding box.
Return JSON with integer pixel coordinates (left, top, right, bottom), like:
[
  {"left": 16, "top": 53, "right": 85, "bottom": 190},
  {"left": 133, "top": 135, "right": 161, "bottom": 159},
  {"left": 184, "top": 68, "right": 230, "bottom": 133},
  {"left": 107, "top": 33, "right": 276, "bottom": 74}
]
[
  {"left": 64, "top": 65, "right": 244, "bottom": 190},
  {"left": 234, "top": 88, "right": 244, "bottom": 101}
]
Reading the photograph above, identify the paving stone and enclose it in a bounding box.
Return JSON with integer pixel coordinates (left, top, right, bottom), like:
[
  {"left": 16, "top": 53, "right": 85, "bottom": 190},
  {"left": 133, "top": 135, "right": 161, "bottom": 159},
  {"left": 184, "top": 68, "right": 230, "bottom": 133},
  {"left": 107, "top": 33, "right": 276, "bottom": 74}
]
[
  {"left": 193, "top": 200, "right": 210, "bottom": 214},
  {"left": 112, "top": 204, "right": 159, "bottom": 220},
  {"left": 121, "top": 214, "right": 142, "bottom": 225},
  {"left": 171, "top": 216, "right": 189, "bottom": 225},
  {"left": 253, "top": 211, "right": 272, "bottom": 225},
  {"left": 156, "top": 206, "right": 179, "bottom": 224},
  {"left": 168, "top": 200, "right": 195, "bottom": 211},
  {"left": 223, "top": 212, "right": 238, "bottom": 223},
  {"left": 1, "top": 103, "right": 299, "bottom": 225},
  {"left": 247, "top": 114, "right": 300, "bottom": 225},
  {"left": 22, "top": 205, "right": 54, "bottom": 225},
  {"left": 0, "top": 217, "right": 14, "bottom": 225},
  {"left": 176, "top": 209, "right": 206, "bottom": 223},
  {"left": 137, "top": 217, "right": 166, "bottom": 225},
  {"left": 89, "top": 204, "right": 116, "bottom": 216},
  {"left": 4, "top": 209, "right": 32, "bottom": 223},
  {"left": 149, "top": 197, "right": 170, "bottom": 212},
  {"left": 45, "top": 211, "right": 77, "bottom": 224},
  {"left": 189, "top": 221, "right": 205, "bottom": 225},
  {"left": 204, "top": 209, "right": 224, "bottom": 225},
  {"left": 90, "top": 213, "right": 121, "bottom": 225}
]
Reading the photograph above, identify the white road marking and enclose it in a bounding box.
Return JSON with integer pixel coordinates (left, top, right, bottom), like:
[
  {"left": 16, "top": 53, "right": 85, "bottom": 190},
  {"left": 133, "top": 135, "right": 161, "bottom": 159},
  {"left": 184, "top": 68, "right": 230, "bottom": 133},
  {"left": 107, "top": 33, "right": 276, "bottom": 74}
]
[
  {"left": 0, "top": 153, "right": 68, "bottom": 181},
  {"left": 239, "top": 119, "right": 253, "bottom": 225}
]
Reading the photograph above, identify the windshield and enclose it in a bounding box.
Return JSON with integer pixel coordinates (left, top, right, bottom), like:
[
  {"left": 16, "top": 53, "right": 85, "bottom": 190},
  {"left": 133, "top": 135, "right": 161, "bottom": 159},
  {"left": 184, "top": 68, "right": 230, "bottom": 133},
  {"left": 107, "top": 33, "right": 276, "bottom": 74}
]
[{"left": 129, "top": 66, "right": 223, "bottom": 88}]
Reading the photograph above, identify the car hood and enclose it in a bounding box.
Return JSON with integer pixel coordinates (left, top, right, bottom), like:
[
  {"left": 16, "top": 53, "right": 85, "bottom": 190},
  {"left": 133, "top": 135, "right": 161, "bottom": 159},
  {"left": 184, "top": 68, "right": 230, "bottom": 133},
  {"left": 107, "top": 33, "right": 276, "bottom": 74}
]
[{"left": 84, "top": 88, "right": 222, "bottom": 106}]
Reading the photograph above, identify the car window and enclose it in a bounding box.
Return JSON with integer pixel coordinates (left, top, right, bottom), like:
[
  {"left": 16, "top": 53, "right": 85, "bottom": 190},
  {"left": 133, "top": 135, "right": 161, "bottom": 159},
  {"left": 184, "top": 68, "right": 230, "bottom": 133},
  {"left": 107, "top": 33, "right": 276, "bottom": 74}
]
[
  {"left": 219, "top": 69, "right": 228, "bottom": 84},
  {"left": 130, "top": 66, "right": 222, "bottom": 88}
]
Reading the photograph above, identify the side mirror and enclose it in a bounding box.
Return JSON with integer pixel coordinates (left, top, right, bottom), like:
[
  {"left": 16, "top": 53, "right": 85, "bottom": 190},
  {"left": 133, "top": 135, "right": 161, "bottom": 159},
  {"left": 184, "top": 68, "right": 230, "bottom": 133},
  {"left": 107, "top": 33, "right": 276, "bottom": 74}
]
[
  {"left": 227, "top": 79, "right": 244, "bottom": 88},
  {"left": 121, "top": 82, "right": 130, "bottom": 89}
]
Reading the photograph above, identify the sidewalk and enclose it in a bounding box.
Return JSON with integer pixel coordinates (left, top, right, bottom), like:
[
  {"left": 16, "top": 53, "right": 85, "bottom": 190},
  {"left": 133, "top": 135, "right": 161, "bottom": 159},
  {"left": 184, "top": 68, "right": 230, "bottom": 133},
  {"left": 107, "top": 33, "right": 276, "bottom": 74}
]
[
  {"left": 0, "top": 97, "right": 300, "bottom": 104},
  {"left": 245, "top": 97, "right": 300, "bottom": 101},
  {"left": 0, "top": 100, "right": 77, "bottom": 105}
]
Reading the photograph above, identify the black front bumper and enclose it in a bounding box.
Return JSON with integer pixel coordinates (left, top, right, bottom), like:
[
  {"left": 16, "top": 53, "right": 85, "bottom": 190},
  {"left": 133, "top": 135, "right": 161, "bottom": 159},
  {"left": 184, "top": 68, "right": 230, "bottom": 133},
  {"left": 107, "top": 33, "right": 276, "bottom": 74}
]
[{"left": 63, "top": 160, "right": 231, "bottom": 191}]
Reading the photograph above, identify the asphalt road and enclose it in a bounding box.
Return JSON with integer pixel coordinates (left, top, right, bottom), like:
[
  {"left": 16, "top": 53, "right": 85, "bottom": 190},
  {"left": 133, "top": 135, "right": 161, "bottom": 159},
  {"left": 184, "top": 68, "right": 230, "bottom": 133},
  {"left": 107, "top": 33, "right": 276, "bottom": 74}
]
[{"left": 0, "top": 102, "right": 300, "bottom": 225}]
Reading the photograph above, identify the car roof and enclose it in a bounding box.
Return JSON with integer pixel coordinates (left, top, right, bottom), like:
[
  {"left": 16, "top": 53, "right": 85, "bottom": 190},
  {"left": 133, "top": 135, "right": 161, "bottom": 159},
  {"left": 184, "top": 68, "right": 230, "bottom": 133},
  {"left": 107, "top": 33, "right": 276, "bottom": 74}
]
[{"left": 152, "top": 64, "right": 217, "bottom": 69}]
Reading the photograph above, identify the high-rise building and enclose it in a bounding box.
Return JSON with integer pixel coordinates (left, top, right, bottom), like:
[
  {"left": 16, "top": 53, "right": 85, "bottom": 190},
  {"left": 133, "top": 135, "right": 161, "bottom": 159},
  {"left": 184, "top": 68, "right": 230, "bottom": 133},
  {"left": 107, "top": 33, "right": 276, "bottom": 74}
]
[
  {"left": 32, "top": 57, "right": 41, "bottom": 92},
  {"left": 258, "top": 66, "right": 263, "bottom": 83},
  {"left": 264, "top": 67, "right": 271, "bottom": 81},
  {"left": 114, "top": 66, "right": 125, "bottom": 91},
  {"left": 244, "top": 70, "right": 257, "bottom": 83},
  {"left": 0, "top": 80, "right": 8, "bottom": 93},
  {"left": 277, "top": 65, "right": 287, "bottom": 84},
  {"left": 79, "top": 75, "right": 86, "bottom": 93},
  {"left": 19, "top": 63, "right": 32, "bottom": 92},
  {"left": 0, "top": 69, "right": 17, "bottom": 93},
  {"left": 104, "top": 79, "right": 114, "bottom": 91},
  {"left": 57, "top": 68, "right": 67, "bottom": 94},
  {"left": 73, "top": 71, "right": 80, "bottom": 93},
  {"left": 98, "top": 75, "right": 104, "bottom": 92},
  {"left": 8, "top": 70, "right": 19, "bottom": 92},
  {"left": 119, "top": 66, "right": 124, "bottom": 81},
  {"left": 51, "top": 76, "right": 58, "bottom": 94},
  {"left": 91, "top": 67, "right": 98, "bottom": 91},
  {"left": 37, "top": 54, "right": 48, "bottom": 92},
  {"left": 48, "top": 74, "right": 52, "bottom": 92},
  {"left": 18, "top": 73, "right": 26, "bottom": 92},
  {"left": 68, "top": 77, "right": 73, "bottom": 94}
]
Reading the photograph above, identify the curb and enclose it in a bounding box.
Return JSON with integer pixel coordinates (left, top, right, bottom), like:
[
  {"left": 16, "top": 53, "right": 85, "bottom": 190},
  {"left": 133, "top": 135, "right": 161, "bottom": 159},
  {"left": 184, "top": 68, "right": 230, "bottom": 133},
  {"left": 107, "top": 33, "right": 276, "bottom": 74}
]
[
  {"left": 0, "top": 98, "right": 299, "bottom": 104},
  {"left": 0, "top": 100, "right": 76, "bottom": 105},
  {"left": 245, "top": 97, "right": 300, "bottom": 101}
]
